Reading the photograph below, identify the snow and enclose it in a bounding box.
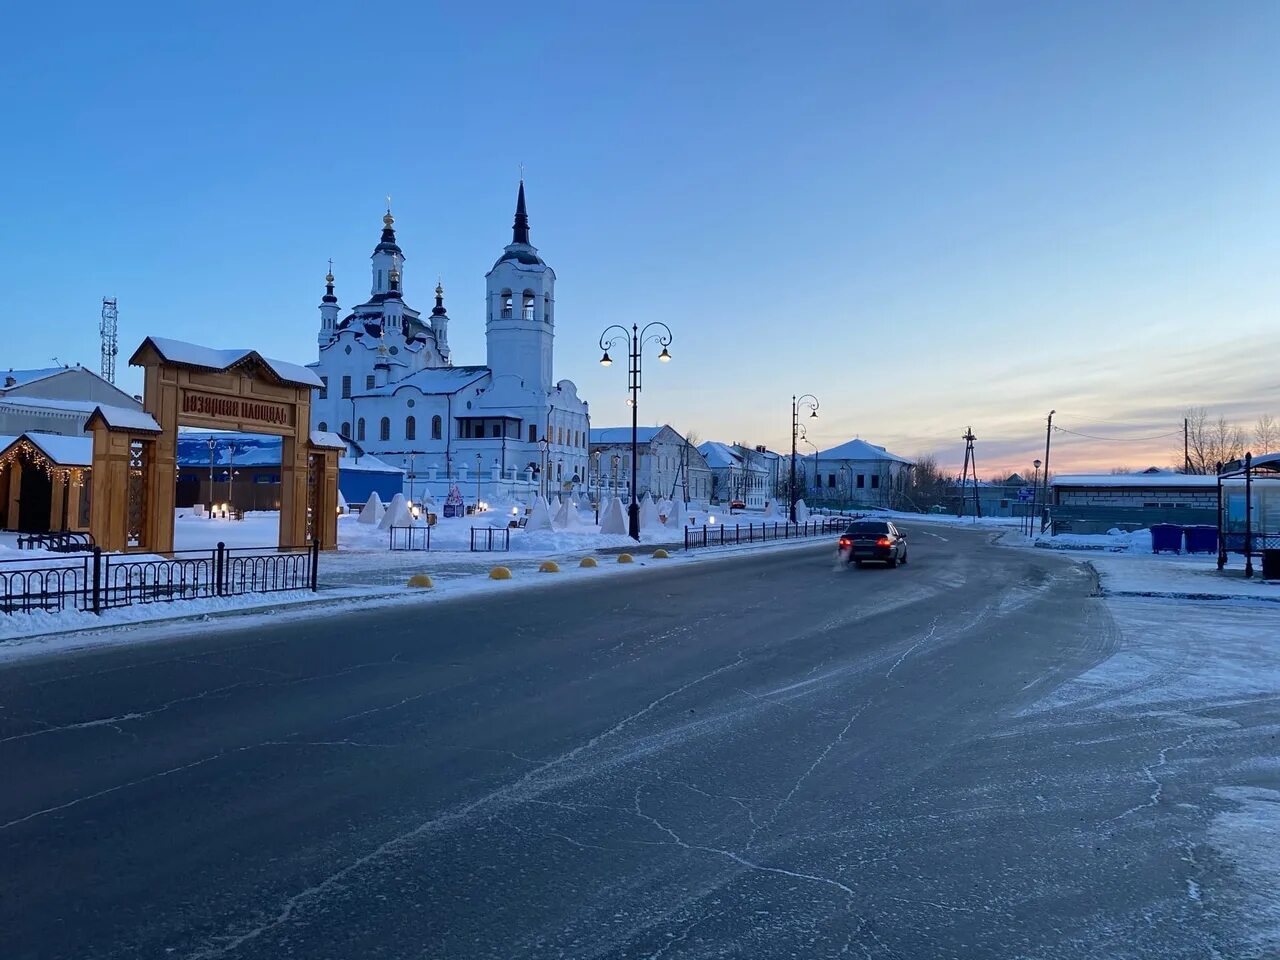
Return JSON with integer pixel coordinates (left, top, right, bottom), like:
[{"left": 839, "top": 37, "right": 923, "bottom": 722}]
[
  {"left": 140, "top": 336, "right": 322, "bottom": 388},
  {"left": 526, "top": 496, "right": 554, "bottom": 531},
  {"left": 0, "top": 396, "right": 107, "bottom": 413},
  {"left": 590, "top": 426, "right": 663, "bottom": 445},
  {"left": 795, "top": 498, "right": 811, "bottom": 522},
  {"left": 89, "top": 404, "right": 162, "bottom": 433},
  {"left": 1208, "top": 786, "right": 1280, "bottom": 948},
  {"left": 639, "top": 493, "right": 660, "bottom": 530},
  {"left": 600, "top": 497, "right": 627, "bottom": 535},
  {"left": 664, "top": 499, "right": 688, "bottom": 530},
  {"left": 357, "top": 492, "right": 384, "bottom": 525},
  {"left": 812, "top": 437, "right": 913, "bottom": 464},
  {"left": 1, "top": 366, "right": 70, "bottom": 389},
  {"left": 20, "top": 433, "right": 93, "bottom": 466},
  {"left": 378, "top": 493, "right": 414, "bottom": 529},
  {"left": 310, "top": 430, "right": 346, "bottom": 450},
  {"left": 358, "top": 365, "right": 489, "bottom": 397}
]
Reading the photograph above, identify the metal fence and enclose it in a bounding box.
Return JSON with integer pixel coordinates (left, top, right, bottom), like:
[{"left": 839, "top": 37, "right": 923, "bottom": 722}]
[
  {"left": 683, "top": 519, "right": 846, "bottom": 550},
  {"left": 470, "top": 527, "right": 511, "bottom": 552},
  {"left": 389, "top": 526, "right": 432, "bottom": 551},
  {"left": 0, "top": 541, "right": 319, "bottom": 616}
]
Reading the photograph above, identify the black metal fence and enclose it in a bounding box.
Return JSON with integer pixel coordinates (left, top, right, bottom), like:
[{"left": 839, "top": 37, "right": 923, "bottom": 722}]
[
  {"left": 0, "top": 541, "right": 319, "bottom": 616},
  {"left": 470, "top": 527, "right": 511, "bottom": 552},
  {"left": 683, "top": 519, "right": 846, "bottom": 551},
  {"left": 16, "top": 531, "right": 96, "bottom": 553},
  {"left": 389, "top": 525, "right": 432, "bottom": 551}
]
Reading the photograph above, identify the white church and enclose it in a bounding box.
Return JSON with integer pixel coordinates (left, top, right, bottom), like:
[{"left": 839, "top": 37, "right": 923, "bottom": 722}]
[{"left": 308, "top": 182, "right": 591, "bottom": 495}]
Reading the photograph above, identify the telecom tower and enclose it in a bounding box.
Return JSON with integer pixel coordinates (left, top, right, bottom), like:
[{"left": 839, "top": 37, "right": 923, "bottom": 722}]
[{"left": 100, "top": 297, "right": 119, "bottom": 384}]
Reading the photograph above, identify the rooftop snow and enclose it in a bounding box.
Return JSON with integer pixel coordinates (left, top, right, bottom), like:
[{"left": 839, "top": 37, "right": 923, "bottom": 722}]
[
  {"left": 591, "top": 426, "right": 664, "bottom": 445},
  {"left": 88, "top": 404, "right": 162, "bottom": 433},
  {"left": 0, "top": 366, "right": 76, "bottom": 391},
  {"left": 310, "top": 430, "right": 347, "bottom": 450},
  {"left": 0, "top": 397, "right": 107, "bottom": 415},
  {"left": 358, "top": 365, "right": 489, "bottom": 397},
  {"left": 1052, "top": 473, "right": 1218, "bottom": 488},
  {"left": 135, "top": 337, "right": 322, "bottom": 389},
  {"left": 21, "top": 433, "right": 93, "bottom": 466},
  {"left": 813, "top": 438, "right": 913, "bottom": 464}
]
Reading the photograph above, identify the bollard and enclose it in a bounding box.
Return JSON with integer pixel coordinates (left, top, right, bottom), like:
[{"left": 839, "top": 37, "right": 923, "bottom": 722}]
[
  {"left": 489, "top": 566, "right": 513, "bottom": 580},
  {"left": 580, "top": 557, "right": 599, "bottom": 568},
  {"left": 539, "top": 561, "right": 561, "bottom": 573},
  {"left": 618, "top": 553, "right": 634, "bottom": 564},
  {"left": 652, "top": 549, "right": 670, "bottom": 559},
  {"left": 407, "top": 573, "right": 433, "bottom": 589}
]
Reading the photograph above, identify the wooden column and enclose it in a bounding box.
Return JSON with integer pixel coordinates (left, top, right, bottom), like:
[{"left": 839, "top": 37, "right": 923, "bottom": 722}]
[
  {"left": 143, "top": 363, "right": 179, "bottom": 553},
  {"left": 50, "top": 475, "right": 67, "bottom": 531},
  {"left": 89, "top": 424, "right": 131, "bottom": 552},
  {"left": 313, "top": 447, "right": 340, "bottom": 550},
  {"left": 279, "top": 434, "right": 310, "bottom": 549},
  {"left": 6, "top": 458, "right": 21, "bottom": 528}
]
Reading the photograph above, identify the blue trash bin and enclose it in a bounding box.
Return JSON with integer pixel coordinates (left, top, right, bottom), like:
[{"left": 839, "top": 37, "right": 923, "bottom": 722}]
[
  {"left": 1151, "top": 524, "right": 1183, "bottom": 554},
  {"left": 1184, "top": 526, "right": 1218, "bottom": 554}
]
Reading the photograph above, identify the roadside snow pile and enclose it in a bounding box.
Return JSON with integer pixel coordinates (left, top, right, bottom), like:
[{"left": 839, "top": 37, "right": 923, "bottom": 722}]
[{"left": 1040, "top": 529, "right": 1153, "bottom": 553}]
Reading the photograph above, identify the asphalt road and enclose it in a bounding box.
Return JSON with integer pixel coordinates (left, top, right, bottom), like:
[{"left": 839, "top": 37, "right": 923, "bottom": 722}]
[{"left": 0, "top": 524, "right": 1265, "bottom": 958}]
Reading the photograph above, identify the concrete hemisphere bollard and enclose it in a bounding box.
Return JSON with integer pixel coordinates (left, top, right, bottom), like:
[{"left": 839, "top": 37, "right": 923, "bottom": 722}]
[
  {"left": 539, "top": 560, "right": 561, "bottom": 573},
  {"left": 489, "top": 566, "right": 513, "bottom": 580},
  {"left": 407, "top": 573, "right": 433, "bottom": 589},
  {"left": 579, "top": 556, "right": 599, "bottom": 568},
  {"left": 618, "top": 553, "right": 634, "bottom": 564},
  {"left": 651, "top": 549, "right": 670, "bottom": 559}
]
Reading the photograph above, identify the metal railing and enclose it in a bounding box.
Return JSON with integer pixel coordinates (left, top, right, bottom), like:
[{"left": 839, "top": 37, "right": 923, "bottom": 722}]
[
  {"left": 683, "top": 519, "right": 846, "bottom": 551},
  {"left": 470, "top": 527, "right": 511, "bottom": 552},
  {"left": 1, "top": 541, "right": 319, "bottom": 616},
  {"left": 389, "top": 525, "right": 432, "bottom": 551},
  {"left": 16, "top": 531, "right": 96, "bottom": 553}
]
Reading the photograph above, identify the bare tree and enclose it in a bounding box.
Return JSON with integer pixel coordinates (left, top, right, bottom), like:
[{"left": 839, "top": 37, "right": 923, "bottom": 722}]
[
  {"left": 1109, "top": 465, "right": 1132, "bottom": 475},
  {"left": 1255, "top": 413, "right": 1279, "bottom": 455},
  {"left": 908, "top": 453, "right": 947, "bottom": 510},
  {"left": 1182, "top": 406, "right": 1247, "bottom": 473}
]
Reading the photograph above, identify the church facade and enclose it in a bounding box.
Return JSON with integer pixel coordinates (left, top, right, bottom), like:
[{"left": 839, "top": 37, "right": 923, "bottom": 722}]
[{"left": 308, "top": 182, "right": 591, "bottom": 493}]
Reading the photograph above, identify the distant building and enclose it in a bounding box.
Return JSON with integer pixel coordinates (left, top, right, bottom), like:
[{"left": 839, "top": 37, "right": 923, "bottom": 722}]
[
  {"left": 308, "top": 182, "right": 590, "bottom": 495},
  {"left": 590, "top": 425, "right": 711, "bottom": 502},
  {"left": 1049, "top": 472, "right": 1218, "bottom": 532},
  {"left": 804, "top": 438, "right": 913, "bottom": 508},
  {"left": 0, "top": 364, "right": 142, "bottom": 437},
  {"left": 698, "top": 442, "right": 771, "bottom": 508}
]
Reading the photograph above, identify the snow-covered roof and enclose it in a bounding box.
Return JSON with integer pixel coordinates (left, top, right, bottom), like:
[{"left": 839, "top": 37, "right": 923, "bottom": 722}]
[
  {"left": 1052, "top": 473, "right": 1217, "bottom": 488},
  {"left": 591, "top": 426, "right": 664, "bottom": 446},
  {"left": 813, "top": 438, "right": 913, "bottom": 465},
  {"left": 697, "top": 441, "right": 770, "bottom": 472},
  {"left": 131, "top": 337, "right": 322, "bottom": 389},
  {"left": 21, "top": 433, "right": 93, "bottom": 466},
  {"left": 0, "top": 396, "right": 107, "bottom": 415},
  {"left": 1, "top": 366, "right": 72, "bottom": 391},
  {"left": 359, "top": 365, "right": 490, "bottom": 397},
  {"left": 339, "top": 454, "right": 403, "bottom": 474},
  {"left": 86, "top": 404, "right": 162, "bottom": 433},
  {"left": 310, "top": 430, "right": 347, "bottom": 450}
]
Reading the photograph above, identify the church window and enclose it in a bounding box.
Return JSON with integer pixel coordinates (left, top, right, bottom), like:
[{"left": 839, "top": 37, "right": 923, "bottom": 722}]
[
  {"left": 378, "top": 269, "right": 383, "bottom": 288},
  {"left": 522, "top": 290, "right": 536, "bottom": 320},
  {"left": 558, "top": 427, "right": 564, "bottom": 445},
  {"left": 380, "top": 417, "right": 391, "bottom": 441},
  {"left": 406, "top": 398, "right": 415, "bottom": 407},
  {"left": 366, "top": 375, "right": 375, "bottom": 391},
  {"left": 528, "top": 424, "right": 537, "bottom": 443},
  {"left": 341, "top": 375, "right": 351, "bottom": 399},
  {"left": 857, "top": 474, "right": 865, "bottom": 489},
  {"left": 341, "top": 421, "right": 350, "bottom": 438},
  {"left": 405, "top": 416, "right": 416, "bottom": 440},
  {"left": 500, "top": 290, "right": 513, "bottom": 319},
  {"left": 431, "top": 416, "right": 442, "bottom": 440},
  {"left": 318, "top": 421, "right": 328, "bottom": 432},
  {"left": 357, "top": 418, "right": 366, "bottom": 441},
  {"left": 389, "top": 345, "right": 399, "bottom": 355},
  {"left": 543, "top": 295, "right": 551, "bottom": 322},
  {"left": 491, "top": 423, "right": 501, "bottom": 438},
  {"left": 318, "top": 376, "right": 328, "bottom": 400},
  {"left": 828, "top": 474, "right": 836, "bottom": 488},
  {"left": 871, "top": 475, "right": 880, "bottom": 489}
]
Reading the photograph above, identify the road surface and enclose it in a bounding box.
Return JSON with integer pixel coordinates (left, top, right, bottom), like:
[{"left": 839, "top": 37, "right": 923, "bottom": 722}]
[{"left": 0, "top": 524, "right": 1272, "bottom": 958}]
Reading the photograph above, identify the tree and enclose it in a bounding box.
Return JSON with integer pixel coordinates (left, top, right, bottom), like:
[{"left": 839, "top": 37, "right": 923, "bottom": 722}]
[
  {"left": 1181, "top": 406, "right": 1247, "bottom": 473},
  {"left": 907, "top": 453, "right": 947, "bottom": 510},
  {"left": 1255, "top": 414, "right": 1279, "bottom": 455}
]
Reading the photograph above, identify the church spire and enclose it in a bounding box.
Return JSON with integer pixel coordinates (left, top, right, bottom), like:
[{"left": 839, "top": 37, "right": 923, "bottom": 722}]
[
  {"left": 375, "top": 197, "right": 401, "bottom": 254},
  {"left": 431, "top": 280, "right": 447, "bottom": 317},
  {"left": 322, "top": 259, "right": 337, "bottom": 303},
  {"left": 512, "top": 179, "right": 530, "bottom": 245}
]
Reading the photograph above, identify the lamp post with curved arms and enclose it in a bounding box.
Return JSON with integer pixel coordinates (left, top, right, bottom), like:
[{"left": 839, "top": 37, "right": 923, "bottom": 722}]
[
  {"left": 790, "top": 394, "right": 819, "bottom": 522},
  {"left": 599, "top": 322, "right": 673, "bottom": 541}
]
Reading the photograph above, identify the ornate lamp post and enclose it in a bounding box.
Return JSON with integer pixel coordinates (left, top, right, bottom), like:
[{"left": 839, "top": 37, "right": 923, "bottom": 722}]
[
  {"left": 790, "top": 395, "right": 819, "bottom": 522},
  {"left": 226, "top": 442, "right": 239, "bottom": 514},
  {"left": 475, "top": 453, "right": 482, "bottom": 513},
  {"left": 598, "top": 322, "right": 673, "bottom": 541},
  {"left": 206, "top": 437, "right": 217, "bottom": 519},
  {"left": 592, "top": 450, "right": 602, "bottom": 522},
  {"left": 539, "top": 435, "right": 550, "bottom": 501}
]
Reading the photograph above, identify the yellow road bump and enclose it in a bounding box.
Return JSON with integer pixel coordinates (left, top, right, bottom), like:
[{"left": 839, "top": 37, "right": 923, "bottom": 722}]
[
  {"left": 579, "top": 557, "right": 599, "bottom": 568},
  {"left": 489, "top": 566, "right": 513, "bottom": 580},
  {"left": 539, "top": 560, "right": 561, "bottom": 573},
  {"left": 652, "top": 549, "right": 670, "bottom": 559},
  {"left": 407, "top": 573, "right": 433, "bottom": 588},
  {"left": 618, "top": 553, "right": 634, "bottom": 564}
]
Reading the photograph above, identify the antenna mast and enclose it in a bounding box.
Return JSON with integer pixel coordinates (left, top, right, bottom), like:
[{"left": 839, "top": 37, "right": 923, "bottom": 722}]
[{"left": 100, "top": 297, "right": 119, "bottom": 384}]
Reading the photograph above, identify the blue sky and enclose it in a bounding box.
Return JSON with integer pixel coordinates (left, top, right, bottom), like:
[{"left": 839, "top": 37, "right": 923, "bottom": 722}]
[{"left": 1, "top": 1, "right": 1276, "bottom": 473}]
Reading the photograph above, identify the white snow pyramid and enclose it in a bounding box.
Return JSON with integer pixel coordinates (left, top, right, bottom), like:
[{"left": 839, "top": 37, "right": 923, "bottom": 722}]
[
  {"left": 526, "top": 495, "right": 554, "bottom": 531},
  {"left": 379, "top": 493, "right": 413, "bottom": 530},
  {"left": 358, "top": 491, "right": 385, "bottom": 525},
  {"left": 639, "top": 493, "right": 660, "bottom": 530},
  {"left": 795, "top": 499, "right": 811, "bottom": 523},
  {"left": 554, "top": 497, "right": 583, "bottom": 529},
  {"left": 600, "top": 497, "right": 628, "bottom": 535},
  {"left": 664, "top": 499, "right": 688, "bottom": 529}
]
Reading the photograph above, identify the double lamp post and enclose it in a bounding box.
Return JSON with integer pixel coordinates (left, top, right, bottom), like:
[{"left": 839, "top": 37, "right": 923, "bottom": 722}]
[
  {"left": 790, "top": 394, "right": 819, "bottom": 522},
  {"left": 598, "top": 322, "right": 673, "bottom": 541}
]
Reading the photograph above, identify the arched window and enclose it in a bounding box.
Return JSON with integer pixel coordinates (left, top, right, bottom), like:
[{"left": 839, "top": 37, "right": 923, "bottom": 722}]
[
  {"left": 522, "top": 290, "right": 536, "bottom": 320},
  {"left": 357, "top": 418, "right": 366, "bottom": 441},
  {"left": 543, "top": 294, "right": 552, "bottom": 322},
  {"left": 431, "top": 415, "right": 442, "bottom": 440},
  {"left": 317, "top": 421, "right": 328, "bottom": 432},
  {"left": 500, "top": 289, "right": 513, "bottom": 319},
  {"left": 341, "top": 421, "right": 351, "bottom": 438},
  {"left": 380, "top": 417, "right": 390, "bottom": 441},
  {"left": 405, "top": 416, "right": 416, "bottom": 440}
]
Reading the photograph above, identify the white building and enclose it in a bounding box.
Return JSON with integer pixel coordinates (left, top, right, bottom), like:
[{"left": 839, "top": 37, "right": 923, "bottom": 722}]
[
  {"left": 308, "top": 182, "right": 590, "bottom": 497},
  {"left": 806, "top": 437, "right": 914, "bottom": 507},
  {"left": 589, "top": 425, "right": 712, "bottom": 502},
  {"left": 699, "top": 441, "right": 772, "bottom": 508},
  {"left": 0, "top": 364, "right": 142, "bottom": 437}
]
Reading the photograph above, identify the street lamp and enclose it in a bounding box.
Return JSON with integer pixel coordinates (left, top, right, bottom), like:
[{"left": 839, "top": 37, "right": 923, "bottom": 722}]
[
  {"left": 475, "top": 453, "right": 482, "bottom": 514},
  {"left": 1029, "top": 458, "right": 1042, "bottom": 537},
  {"left": 592, "top": 450, "right": 602, "bottom": 522},
  {"left": 538, "top": 434, "right": 550, "bottom": 501},
  {"left": 790, "top": 394, "right": 819, "bottom": 522},
  {"left": 598, "top": 321, "right": 674, "bottom": 540},
  {"left": 226, "top": 443, "right": 238, "bottom": 514},
  {"left": 611, "top": 453, "right": 620, "bottom": 501},
  {"left": 206, "top": 437, "right": 217, "bottom": 520}
]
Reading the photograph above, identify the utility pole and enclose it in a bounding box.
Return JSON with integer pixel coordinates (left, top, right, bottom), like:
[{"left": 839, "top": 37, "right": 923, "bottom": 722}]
[
  {"left": 959, "top": 427, "right": 981, "bottom": 519},
  {"left": 1184, "top": 417, "right": 1190, "bottom": 474},
  {"left": 99, "top": 298, "right": 119, "bottom": 384},
  {"left": 1041, "top": 410, "right": 1055, "bottom": 533}
]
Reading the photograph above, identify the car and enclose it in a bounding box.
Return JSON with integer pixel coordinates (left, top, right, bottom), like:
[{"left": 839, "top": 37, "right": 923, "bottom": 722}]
[
  {"left": 729, "top": 499, "right": 747, "bottom": 511},
  {"left": 838, "top": 519, "right": 908, "bottom": 568}
]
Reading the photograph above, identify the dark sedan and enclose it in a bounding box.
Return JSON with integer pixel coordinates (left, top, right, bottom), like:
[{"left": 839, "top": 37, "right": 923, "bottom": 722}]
[{"left": 838, "top": 519, "right": 908, "bottom": 568}]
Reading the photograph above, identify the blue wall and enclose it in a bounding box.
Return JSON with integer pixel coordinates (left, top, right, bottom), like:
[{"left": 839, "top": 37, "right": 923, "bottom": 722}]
[{"left": 339, "top": 468, "right": 402, "bottom": 507}]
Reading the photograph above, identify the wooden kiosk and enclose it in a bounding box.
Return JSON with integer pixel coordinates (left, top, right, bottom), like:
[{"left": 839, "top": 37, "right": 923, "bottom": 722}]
[{"left": 88, "top": 337, "right": 341, "bottom": 554}]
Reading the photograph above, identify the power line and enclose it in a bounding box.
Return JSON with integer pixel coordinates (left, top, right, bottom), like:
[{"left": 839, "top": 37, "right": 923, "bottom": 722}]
[{"left": 1053, "top": 425, "right": 1183, "bottom": 443}]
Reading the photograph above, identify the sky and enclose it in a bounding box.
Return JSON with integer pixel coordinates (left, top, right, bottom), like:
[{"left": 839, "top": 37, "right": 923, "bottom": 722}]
[{"left": 0, "top": 0, "right": 1276, "bottom": 476}]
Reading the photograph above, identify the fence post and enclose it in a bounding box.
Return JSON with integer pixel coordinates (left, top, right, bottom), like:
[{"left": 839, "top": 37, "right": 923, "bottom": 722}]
[
  {"left": 310, "top": 539, "right": 320, "bottom": 592},
  {"left": 90, "top": 547, "right": 102, "bottom": 615},
  {"left": 215, "top": 542, "right": 226, "bottom": 597}
]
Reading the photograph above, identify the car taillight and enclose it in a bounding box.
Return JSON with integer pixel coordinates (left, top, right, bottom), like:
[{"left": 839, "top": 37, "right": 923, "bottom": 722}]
[
  {"left": 838, "top": 537, "right": 851, "bottom": 547},
  {"left": 876, "top": 536, "right": 891, "bottom": 546}
]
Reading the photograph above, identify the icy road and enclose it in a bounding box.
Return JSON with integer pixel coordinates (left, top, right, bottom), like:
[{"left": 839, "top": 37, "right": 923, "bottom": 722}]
[{"left": 1, "top": 524, "right": 1277, "bottom": 959}]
